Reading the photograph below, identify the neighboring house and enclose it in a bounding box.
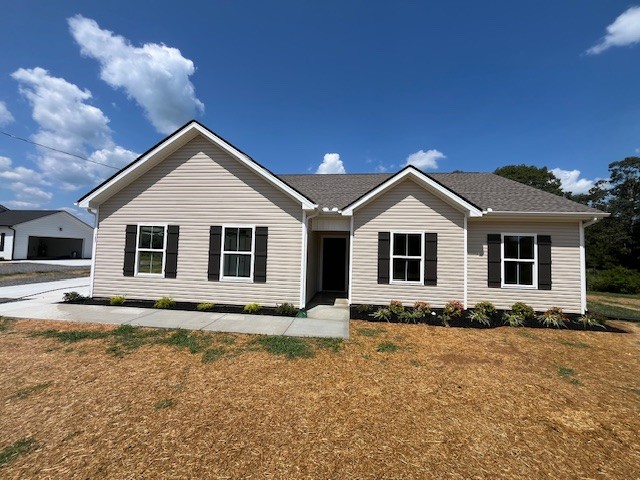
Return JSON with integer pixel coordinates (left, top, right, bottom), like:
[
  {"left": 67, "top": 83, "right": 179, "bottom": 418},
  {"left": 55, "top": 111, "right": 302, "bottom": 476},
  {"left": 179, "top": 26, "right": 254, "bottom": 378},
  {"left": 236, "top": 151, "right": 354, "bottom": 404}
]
[
  {"left": 0, "top": 205, "right": 93, "bottom": 260},
  {"left": 78, "top": 121, "right": 608, "bottom": 314}
]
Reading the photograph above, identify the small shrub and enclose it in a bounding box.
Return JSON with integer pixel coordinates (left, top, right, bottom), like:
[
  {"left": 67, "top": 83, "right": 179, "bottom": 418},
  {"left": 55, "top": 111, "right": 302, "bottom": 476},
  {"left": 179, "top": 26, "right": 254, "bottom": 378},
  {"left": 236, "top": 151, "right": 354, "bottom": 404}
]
[
  {"left": 63, "top": 291, "right": 88, "bottom": 303},
  {"left": 578, "top": 313, "right": 605, "bottom": 329},
  {"left": 371, "top": 307, "right": 391, "bottom": 322},
  {"left": 196, "top": 302, "right": 215, "bottom": 312},
  {"left": 389, "top": 300, "right": 405, "bottom": 316},
  {"left": 153, "top": 297, "right": 176, "bottom": 309},
  {"left": 512, "top": 302, "right": 535, "bottom": 321},
  {"left": 376, "top": 342, "right": 399, "bottom": 353},
  {"left": 502, "top": 311, "right": 525, "bottom": 327},
  {"left": 356, "top": 304, "right": 372, "bottom": 314},
  {"left": 109, "top": 295, "right": 126, "bottom": 306},
  {"left": 243, "top": 303, "right": 261, "bottom": 314},
  {"left": 438, "top": 314, "right": 451, "bottom": 327},
  {"left": 443, "top": 300, "right": 464, "bottom": 318},
  {"left": 276, "top": 302, "right": 298, "bottom": 316},
  {"left": 538, "top": 306, "right": 567, "bottom": 328},
  {"left": 468, "top": 301, "right": 496, "bottom": 326},
  {"left": 398, "top": 310, "right": 418, "bottom": 323},
  {"left": 413, "top": 301, "right": 431, "bottom": 316},
  {"left": 588, "top": 266, "right": 640, "bottom": 294}
]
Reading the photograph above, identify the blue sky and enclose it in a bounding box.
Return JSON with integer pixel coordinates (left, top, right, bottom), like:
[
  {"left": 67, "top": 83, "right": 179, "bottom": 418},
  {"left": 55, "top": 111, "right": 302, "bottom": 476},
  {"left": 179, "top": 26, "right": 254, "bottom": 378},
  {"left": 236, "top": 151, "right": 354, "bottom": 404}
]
[{"left": 1, "top": 1, "right": 639, "bottom": 222}]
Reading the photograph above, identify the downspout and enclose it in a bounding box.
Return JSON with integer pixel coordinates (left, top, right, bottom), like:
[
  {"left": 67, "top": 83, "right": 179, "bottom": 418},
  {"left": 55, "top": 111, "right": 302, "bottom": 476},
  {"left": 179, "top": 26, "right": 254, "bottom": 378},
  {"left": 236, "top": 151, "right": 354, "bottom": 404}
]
[
  {"left": 580, "top": 217, "right": 601, "bottom": 314},
  {"left": 463, "top": 214, "right": 468, "bottom": 309},
  {"left": 88, "top": 206, "right": 99, "bottom": 299}
]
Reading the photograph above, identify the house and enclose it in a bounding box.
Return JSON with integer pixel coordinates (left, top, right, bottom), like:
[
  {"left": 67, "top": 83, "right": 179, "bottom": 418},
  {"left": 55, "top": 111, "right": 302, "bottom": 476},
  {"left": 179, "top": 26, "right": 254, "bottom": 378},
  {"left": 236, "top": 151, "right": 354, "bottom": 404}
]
[
  {"left": 0, "top": 205, "right": 94, "bottom": 260},
  {"left": 78, "top": 121, "right": 608, "bottom": 314}
]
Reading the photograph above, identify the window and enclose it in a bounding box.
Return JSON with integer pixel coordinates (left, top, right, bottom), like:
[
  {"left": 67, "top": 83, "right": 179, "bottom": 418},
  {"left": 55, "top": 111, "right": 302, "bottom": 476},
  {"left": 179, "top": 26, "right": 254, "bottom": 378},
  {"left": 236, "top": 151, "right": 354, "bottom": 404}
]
[
  {"left": 136, "top": 225, "right": 166, "bottom": 275},
  {"left": 221, "top": 226, "right": 254, "bottom": 280},
  {"left": 502, "top": 234, "right": 536, "bottom": 287},
  {"left": 391, "top": 232, "right": 423, "bottom": 282}
]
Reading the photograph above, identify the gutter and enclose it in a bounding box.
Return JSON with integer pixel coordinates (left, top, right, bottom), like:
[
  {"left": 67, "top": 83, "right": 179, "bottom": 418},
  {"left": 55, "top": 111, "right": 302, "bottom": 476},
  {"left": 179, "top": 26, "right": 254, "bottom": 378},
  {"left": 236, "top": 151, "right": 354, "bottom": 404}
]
[{"left": 582, "top": 217, "right": 601, "bottom": 228}]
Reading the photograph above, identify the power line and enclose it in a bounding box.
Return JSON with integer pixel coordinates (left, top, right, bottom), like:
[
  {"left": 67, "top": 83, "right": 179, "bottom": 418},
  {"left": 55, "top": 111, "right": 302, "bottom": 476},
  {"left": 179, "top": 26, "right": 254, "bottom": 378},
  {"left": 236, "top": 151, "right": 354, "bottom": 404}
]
[{"left": 0, "top": 130, "right": 120, "bottom": 170}]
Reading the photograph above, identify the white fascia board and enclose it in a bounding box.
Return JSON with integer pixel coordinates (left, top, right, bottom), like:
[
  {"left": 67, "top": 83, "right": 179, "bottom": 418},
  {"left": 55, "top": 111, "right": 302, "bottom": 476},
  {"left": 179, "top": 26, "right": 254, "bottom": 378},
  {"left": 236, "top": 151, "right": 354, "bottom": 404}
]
[
  {"left": 341, "top": 167, "right": 483, "bottom": 217},
  {"left": 79, "top": 122, "right": 317, "bottom": 211},
  {"left": 482, "top": 211, "right": 610, "bottom": 220}
]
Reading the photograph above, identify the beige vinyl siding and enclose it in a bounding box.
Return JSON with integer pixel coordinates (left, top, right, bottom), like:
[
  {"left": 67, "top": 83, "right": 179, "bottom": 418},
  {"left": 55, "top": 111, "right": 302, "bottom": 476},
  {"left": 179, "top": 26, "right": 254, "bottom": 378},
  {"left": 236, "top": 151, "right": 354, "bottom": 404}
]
[
  {"left": 467, "top": 219, "right": 582, "bottom": 313},
  {"left": 351, "top": 178, "right": 465, "bottom": 307},
  {"left": 93, "top": 136, "right": 303, "bottom": 307}
]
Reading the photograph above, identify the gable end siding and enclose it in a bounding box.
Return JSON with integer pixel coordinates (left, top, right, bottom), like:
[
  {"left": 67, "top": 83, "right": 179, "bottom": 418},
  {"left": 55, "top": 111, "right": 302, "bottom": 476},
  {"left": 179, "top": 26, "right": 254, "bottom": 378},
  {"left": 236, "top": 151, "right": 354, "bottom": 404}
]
[
  {"left": 92, "top": 137, "right": 303, "bottom": 307},
  {"left": 351, "top": 178, "right": 465, "bottom": 307}
]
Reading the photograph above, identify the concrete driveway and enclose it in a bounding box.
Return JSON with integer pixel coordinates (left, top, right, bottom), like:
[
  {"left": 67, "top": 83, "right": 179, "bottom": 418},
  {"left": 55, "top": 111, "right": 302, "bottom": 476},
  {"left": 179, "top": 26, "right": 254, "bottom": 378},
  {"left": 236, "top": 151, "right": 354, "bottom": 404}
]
[{"left": 0, "top": 278, "right": 349, "bottom": 339}]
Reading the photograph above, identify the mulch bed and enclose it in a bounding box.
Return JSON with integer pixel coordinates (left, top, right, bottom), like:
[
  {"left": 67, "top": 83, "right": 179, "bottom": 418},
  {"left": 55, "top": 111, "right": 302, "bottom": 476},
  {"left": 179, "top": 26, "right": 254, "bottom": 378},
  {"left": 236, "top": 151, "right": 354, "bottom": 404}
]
[
  {"left": 73, "top": 298, "right": 299, "bottom": 317},
  {"left": 0, "top": 318, "right": 638, "bottom": 479}
]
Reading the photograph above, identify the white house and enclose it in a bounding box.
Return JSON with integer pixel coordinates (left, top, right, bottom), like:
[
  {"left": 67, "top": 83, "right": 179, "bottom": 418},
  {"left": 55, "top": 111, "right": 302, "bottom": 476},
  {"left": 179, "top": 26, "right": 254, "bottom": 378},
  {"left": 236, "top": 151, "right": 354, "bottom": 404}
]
[{"left": 0, "top": 205, "right": 93, "bottom": 260}]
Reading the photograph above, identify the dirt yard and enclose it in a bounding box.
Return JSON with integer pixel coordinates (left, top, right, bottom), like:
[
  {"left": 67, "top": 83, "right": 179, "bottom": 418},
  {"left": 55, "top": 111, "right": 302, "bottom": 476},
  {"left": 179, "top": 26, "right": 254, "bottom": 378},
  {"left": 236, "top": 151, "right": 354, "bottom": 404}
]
[{"left": 0, "top": 318, "right": 638, "bottom": 479}]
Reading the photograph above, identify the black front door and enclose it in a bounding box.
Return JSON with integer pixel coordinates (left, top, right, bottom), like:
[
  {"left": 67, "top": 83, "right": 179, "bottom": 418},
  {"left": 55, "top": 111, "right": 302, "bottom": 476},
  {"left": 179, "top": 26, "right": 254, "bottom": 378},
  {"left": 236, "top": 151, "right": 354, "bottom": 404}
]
[{"left": 322, "top": 237, "right": 347, "bottom": 292}]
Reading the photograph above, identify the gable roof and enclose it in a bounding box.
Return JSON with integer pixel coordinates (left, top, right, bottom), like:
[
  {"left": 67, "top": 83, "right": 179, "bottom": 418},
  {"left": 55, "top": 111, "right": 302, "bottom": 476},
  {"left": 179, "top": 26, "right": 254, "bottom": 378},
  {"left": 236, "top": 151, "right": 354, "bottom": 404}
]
[
  {"left": 279, "top": 170, "right": 606, "bottom": 216},
  {"left": 77, "top": 120, "right": 316, "bottom": 210},
  {"left": 0, "top": 209, "right": 60, "bottom": 226}
]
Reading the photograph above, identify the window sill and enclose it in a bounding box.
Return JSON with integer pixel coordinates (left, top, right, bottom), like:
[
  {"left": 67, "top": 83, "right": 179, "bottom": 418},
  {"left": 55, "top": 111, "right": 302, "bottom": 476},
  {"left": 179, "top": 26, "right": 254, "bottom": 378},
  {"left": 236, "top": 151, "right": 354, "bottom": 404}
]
[
  {"left": 220, "top": 277, "right": 254, "bottom": 284},
  {"left": 500, "top": 284, "right": 538, "bottom": 290},
  {"left": 135, "top": 273, "right": 165, "bottom": 278},
  {"left": 390, "top": 280, "right": 424, "bottom": 286}
]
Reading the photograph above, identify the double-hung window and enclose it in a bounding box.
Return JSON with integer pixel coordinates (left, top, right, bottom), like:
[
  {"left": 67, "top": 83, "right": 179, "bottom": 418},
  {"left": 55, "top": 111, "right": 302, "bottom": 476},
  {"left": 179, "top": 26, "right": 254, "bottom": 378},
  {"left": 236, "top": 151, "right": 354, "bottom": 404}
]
[
  {"left": 502, "top": 234, "right": 536, "bottom": 287},
  {"left": 136, "top": 225, "right": 166, "bottom": 275},
  {"left": 221, "top": 226, "right": 254, "bottom": 280},
  {"left": 391, "top": 232, "right": 423, "bottom": 283}
]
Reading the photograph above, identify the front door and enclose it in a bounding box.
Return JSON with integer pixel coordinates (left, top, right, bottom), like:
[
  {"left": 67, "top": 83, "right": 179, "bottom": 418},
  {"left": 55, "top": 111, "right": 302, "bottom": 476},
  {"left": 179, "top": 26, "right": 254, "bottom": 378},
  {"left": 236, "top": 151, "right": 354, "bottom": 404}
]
[{"left": 322, "top": 237, "right": 347, "bottom": 292}]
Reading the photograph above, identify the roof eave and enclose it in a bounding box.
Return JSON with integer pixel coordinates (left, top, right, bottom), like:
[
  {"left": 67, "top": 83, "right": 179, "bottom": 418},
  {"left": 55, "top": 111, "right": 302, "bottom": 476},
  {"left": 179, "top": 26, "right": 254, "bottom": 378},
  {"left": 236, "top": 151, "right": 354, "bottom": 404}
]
[{"left": 481, "top": 211, "right": 610, "bottom": 219}]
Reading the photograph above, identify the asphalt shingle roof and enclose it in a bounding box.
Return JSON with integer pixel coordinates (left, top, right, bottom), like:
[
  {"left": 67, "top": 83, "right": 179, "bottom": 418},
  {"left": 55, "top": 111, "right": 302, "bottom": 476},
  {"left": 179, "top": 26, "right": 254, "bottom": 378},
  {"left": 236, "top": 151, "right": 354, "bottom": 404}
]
[
  {"left": 278, "top": 172, "right": 603, "bottom": 214},
  {"left": 0, "top": 210, "right": 60, "bottom": 226}
]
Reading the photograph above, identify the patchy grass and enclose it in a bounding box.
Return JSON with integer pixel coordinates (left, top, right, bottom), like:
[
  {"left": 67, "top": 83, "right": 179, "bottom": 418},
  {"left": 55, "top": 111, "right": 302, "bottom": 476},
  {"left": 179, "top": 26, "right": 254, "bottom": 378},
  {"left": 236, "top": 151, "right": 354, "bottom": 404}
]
[
  {"left": 9, "top": 382, "right": 51, "bottom": 400},
  {"left": 587, "top": 300, "right": 640, "bottom": 322},
  {"left": 376, "top": 342, "right": 399, "bottom": 353},
  {"left": 250, "top": 335, "right": 314, "bottom": 359},
  {"left": 316, "top": 337, "right": 343, "bottom": 352},
  {"left": 154, "top": 398, "right": 174, "bottom": 410},
  {"left": 557, "top": 365, "right": 582, "bottom": 386},
  {"left": 0, "top": 317, "right": 14, "bottom": 332},
  {"left": 33, "top": 329, "right": 110, "bottom": 343},
  {"left": 0, "top": 438, "right": 38, "bottom": 468},
  {"left": 560, "top": 340, "right": 590, "bottom": 349},
  {"left": 202, "top": 347, "right": 226, "bottom": 363},
  {"left": 157, "top": 329, "right": 211, "bottom": 354},
  {"left": 0, "top": 318, "right": 638, "bottom": 478},
  {"left": 356, "top": 327, "right": 386, "bottom": 337}
]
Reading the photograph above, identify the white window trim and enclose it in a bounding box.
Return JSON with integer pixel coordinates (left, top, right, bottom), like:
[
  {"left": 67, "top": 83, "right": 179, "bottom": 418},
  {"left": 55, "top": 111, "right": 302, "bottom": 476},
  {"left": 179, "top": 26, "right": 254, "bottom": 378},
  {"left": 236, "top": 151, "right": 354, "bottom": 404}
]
[
  {"left": 135, "top": 223, "right": 168, "bottom": 277},
  {"left": 501, "top": 233, "right": 537, "bottom": 289},
  {"left": 220, "top": 225, "right": 256, "bottom": 283},
  {"left": 389, "top": 231, "right": 424, "bottom": 285}
]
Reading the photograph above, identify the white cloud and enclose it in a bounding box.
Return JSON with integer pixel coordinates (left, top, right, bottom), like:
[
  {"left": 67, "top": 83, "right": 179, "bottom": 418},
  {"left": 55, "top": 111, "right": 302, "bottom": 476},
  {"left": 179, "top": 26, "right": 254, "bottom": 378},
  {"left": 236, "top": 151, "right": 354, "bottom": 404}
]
[
  {"left": 0, "top": 156, "right": 52, "bottom": 209},
  {"left": 0, "top": 101, "right": 14, "bottom": 126},
  {"left": 550, "top": 168, "right": 598, "bottom": 194},
  {"left": 403, "top": 149, "right": 445, "bottom": 170},
  {"left": 68, "top": 14, "right": 204, "bottom": 134},
  {"left": 11, "top": 67, "right": 137, "bottom": 190},
  {"left": 635, "top": 147, "right": 640, "bottom": 154},
  {"left": 316, "top": 153, "right": 346, "bottom": 174},
  {"left": 587, "top": 6, "right": 640, "bottom": 55}
]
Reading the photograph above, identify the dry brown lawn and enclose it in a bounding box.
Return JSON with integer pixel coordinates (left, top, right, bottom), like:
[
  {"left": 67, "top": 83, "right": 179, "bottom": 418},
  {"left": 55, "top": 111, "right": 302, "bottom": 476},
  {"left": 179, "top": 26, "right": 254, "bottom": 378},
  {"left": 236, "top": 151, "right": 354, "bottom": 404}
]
[
  {"left": 588, "top": 292, "right": 640, "bottom": 310},
  {"left": 1, "top": 318, "right": 639, "bottom": 479}
]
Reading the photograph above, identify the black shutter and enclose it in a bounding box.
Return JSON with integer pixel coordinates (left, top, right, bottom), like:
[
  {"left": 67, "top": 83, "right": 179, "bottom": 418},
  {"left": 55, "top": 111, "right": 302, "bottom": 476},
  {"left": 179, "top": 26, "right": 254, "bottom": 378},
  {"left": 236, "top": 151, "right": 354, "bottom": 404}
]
[
  {"left": 487, "top": 234, "right": 501, "bottom": 288},
  {"left": 123, "top": 225, "right": 137, "bottom": 277},
  {"left": 164, "top": 225, "right": 180, "bottom": 278},
  {"left": 254, "top": 227, "right": 268, "bottom": 283},
  {"left": 424, "top": 233, "right": 438, "bottom": 286},
  {"left": 538, "top": 235, "right": 552, "bottom": 290},
  {"left": 378, "top": 232, "right": 390, "bottom": 284},
  {"left": 0, "top": 232, "right": 4, "bottom": 251},
  {"left": 207, "top": 226, "right": 223, "bottom": 281}
]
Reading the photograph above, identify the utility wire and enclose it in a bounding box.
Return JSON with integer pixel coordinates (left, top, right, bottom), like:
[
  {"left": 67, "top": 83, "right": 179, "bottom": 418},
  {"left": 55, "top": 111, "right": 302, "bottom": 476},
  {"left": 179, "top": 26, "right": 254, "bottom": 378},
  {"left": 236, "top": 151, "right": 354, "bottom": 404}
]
[{"left": 0, "top": 130, "right": 120, "bottom": 170}]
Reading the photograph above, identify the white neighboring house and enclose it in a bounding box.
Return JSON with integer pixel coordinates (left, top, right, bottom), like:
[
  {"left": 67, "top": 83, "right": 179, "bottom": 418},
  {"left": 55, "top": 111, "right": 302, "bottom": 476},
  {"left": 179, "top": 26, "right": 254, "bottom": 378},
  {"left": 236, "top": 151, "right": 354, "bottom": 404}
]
[{"left": 0, "top": 205, "right": 93, "bottom": 260}]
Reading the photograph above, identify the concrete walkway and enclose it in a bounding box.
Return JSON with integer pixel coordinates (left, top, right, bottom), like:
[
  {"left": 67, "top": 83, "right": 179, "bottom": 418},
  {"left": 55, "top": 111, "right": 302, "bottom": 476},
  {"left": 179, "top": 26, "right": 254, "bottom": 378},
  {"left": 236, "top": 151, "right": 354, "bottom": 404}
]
[{"left": 0, "top": 278, "right": 349, "bottom": 339}]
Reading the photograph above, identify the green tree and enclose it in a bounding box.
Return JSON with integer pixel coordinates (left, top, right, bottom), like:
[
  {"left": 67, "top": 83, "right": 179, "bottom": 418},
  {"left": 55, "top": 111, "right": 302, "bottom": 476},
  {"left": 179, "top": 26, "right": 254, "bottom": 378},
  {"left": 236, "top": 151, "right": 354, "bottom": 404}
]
[{"left": 494, "top": 164, "right": 564, "bottom": 196}]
